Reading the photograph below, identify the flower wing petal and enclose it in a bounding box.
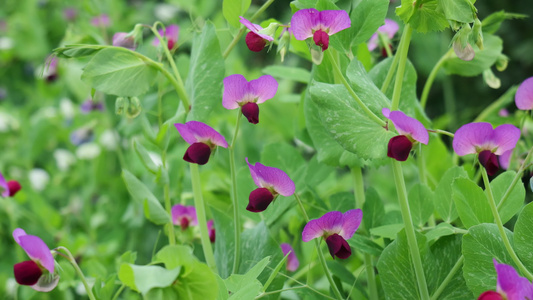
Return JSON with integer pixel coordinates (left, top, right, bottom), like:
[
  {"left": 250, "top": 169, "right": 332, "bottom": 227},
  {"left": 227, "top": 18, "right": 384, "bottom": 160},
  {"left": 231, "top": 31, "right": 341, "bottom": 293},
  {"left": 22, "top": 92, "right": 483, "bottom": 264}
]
[
  {"left": 453, "top": 122, "right": 494, "bottom": 156},
  {"left": 0, "top": 171, "right": 9, "bottom": 197},
  {"left": 187, "top": 206, "right": 198, "bottom": 226},
  {"left": 246, "top": 157, "right": 263, "bottom": 188},
  {"left": 185, "top": 121, "right": 228, "bottom": 148},
  {"left": 253, "top": 162, "right": 295, "bottom": 196},
  {"left": 494, "top": 259, "right": 533, "bottom": 300},
  {"left": 381, "top": 19, "right": 399, "bottom": 39},
  {"left": 249, "top": 75, "right": 278, "bottom": 104},
  {"left": 515, "top": 77, "right": 533, "bottom": 110},
  {"left": 171, "top": 204, "right": 187, "bottom": 224},
  {"left": 291, "top": 8, "right": 318, "bottom": 40},
  {"left": 498, "top": 149, "right": 513, "bottom": 170},
  {"left": 281, "top": 243, "right": 299, "bottom": 272},
  {"left": 339, "top": 209, "right": 363, "bottom": 240},
  {"left": 492, "top": 124, "right": 520, "bottom": 155},
  {"left": 318, "top": 10, "right": 351, "bottom": 35},
  {"left": 303, "top": 211, "right": 344, "bottom": 242},
  {"left": 388, "top": 111, "right": 429, "bottom": 144},
  {"left": 166, "top": 25, "right": 179, "bottom": 43},
  {"left": 223, "top": 74, "right": 248, "bottom": 109},
  {"left": 18, "top": 235, "right": 54, "bottom": 273},
  {"left": 13, "top": 228, "right": 27, "bottom": 244}
]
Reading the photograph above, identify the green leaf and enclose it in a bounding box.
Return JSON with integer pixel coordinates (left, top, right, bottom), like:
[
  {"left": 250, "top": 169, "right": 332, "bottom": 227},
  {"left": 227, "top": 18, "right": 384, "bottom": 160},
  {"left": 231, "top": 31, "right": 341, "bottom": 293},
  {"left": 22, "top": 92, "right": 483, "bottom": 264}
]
[
  {"left": 228, "top": 281, "right": 263, "bottom": 300},
  {"left": 81, "top": 48, "right": 158, "bottom": 96},
  {"left": 212, "top": 208, "right": 236, "bottom": 279},
  {"left": 452, "top": 178, "right": 492, "bottom": 228},
  {"left": 118, "top": 264, "right": 180, "bottom": 294},
  {"left": 144, "top": 287, "right": 179, "bottom": 299},
  {"left": 223, "top": 0, "right": 251, "bottom": 28},
  {"left": 175, "top": 261, "right": 219, "bottom": 300},
  {"left": 215, "top": 275, "right": 229, "bottom": 300},
  {"left": 425, "top": 223, "right": 456, "bottom": 241},
  {"left": 408, "top": 183, "right": 435, "bottom": 228},
  {"left": 54, "top": 44, "right": 103, "bottom": 58},
  {"left": 434, "top": 166, "right": 468, "bottom": 223},
  {"left": 134, "top": 140, "right": 158, "bottom": 174},
  {"left": 462, "top": 224, "right": 515, "bottom": 296},
  {"left": 396, "top": 0, "right": 449, "bottom": 33},
  {"left": 438, "top": 0, "right": 475, "bottom": 23},
  {"left": 154, "top": 245, "right": 196, "bottom": 271},
  {"left": 122, "top": 170, "right": 170, "bottom": 225},
  {"left": 443, "top": 34, "right": 503, "bottom": 77},
  {"left": 225, "top": 257, "right": 270, "bottom": 293},
  {"left": 513, "top": 202, "right": 533, "bottom": 272},
  {"left": 186, "top": 22, "right": 226, "bottom": 122},
  {"left": 348, "top": 234, "right": 383, "bottom": 256},
  {"left": 482, "top": 10, "right": 527, "bottom": 34},
  {"left": 369, "top": 224, "right": 404, "bottom": 239},
  {"left": 363, "top": 187, "right": 386, "bottom": 230},
  {"left": 239, "top": 222, "right": 283, "bottom": 277},
  {"left": 491, "top": 171, "right": 525, "bottom": 224},
  {"left": 262, "top": 65, "right": 310, "bottom": 84}
]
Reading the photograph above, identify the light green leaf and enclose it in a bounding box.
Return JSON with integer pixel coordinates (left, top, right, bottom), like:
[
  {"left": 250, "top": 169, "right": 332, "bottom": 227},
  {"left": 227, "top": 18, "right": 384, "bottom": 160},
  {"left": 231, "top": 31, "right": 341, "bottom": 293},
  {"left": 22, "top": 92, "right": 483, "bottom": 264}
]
[
  {"left": 348, "top": 234, "right": 383, "bottom": 256},
  {"left": 81, "top": 48, "right": 158, "bottom": 96},
  {"left": 408, "top": 183, "right": 435, "bottom": 228},
  {"left": 452, "top": 178, "right": 492, "bottom": 228},
  {"left": 425, "top": 223, "right": 455, "bottom": 241},
  {"left": 228, "top": 281, "right": 263, "bottom": 300},
  {"left": 439, "top": 0, "right": 475, "bottom": 23},
  {"left": 175, "top": 261, "right": 219, "bottom": 300},
  {"left": 212, "top": 208, "right": 236, "bottom": 279},
  {"left": 443, "top": 34, "right": 503, "bottom": 77},
  {"left": 154, "top": 245, "right": 196, "bottom": 271},
  {"left": 370, "top": 224, "right": 404, "bottom": 239},
  {"left": 434, "top": 166, "right": 468, "bottom": 223},
  {"left": 215, "top": 275, "right": 229, "bottom": 300},
  {"left": 134, "top": 140, "right": 158, "bottom": 174},
  {"left": 144, "top": 287, "right": 179, "bottom": 299},
  {"left": 491, "top": 171, "right": 525, "bottom": 224},
  {"left": 223, "top": 0, "right": 251, "bottom": 28},
  {"left": 513, "top": 202, "right": 533, "bottom": 272},
  {"left": 363, "top": 187, "right": 386, "bottom": 230},
  {"left": 262, "top": 65, "right": 310, "bottom": 83},
  {"left": 54, "top": 44, "right": 103, "bottom": 58},
  {"left": 482, "top": 10, "right": 527, "bottom": 34},
  {"left": 225, "top": 257, "right": 270, "bottom": 293},
  {"left": 239, "top": 222, "right": 283, "bottom": 277},
  {"left": 396, "top": 0, "right": 449, "bottom": 33},
  {"left": 118, "top": 264, "right": 180, "bottom": 294}
]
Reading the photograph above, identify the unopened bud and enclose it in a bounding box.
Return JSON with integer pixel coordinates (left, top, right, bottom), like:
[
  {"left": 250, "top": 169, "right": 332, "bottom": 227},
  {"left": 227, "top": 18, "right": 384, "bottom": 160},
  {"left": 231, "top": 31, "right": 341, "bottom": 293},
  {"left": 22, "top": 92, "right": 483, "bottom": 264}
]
[
  {"left": 483, "top": 69, "right": 501, "bottom": 89},
  {"left": 115, "top": 97, "right": 126, "bottom": 115},
  {"left": 277, "top": 29, "right": 290, "bottom": 62},
  {"left": 452, "top": 24, "right": 475, "bottom": 61},
  {"left": 473, "top": 18, "right": 483, "bottom": 50},
  {"left": 126, "top": 97, "right": 142, "bottom": 118},
  {"left": 257, "top": 23, "right": 280, "bottom": 39},
  {"left": 448, "top": 20, "right": 462, "bottom": 32},
  {"left": 495, "top": 54, "right": 509, "bottom": 72}
]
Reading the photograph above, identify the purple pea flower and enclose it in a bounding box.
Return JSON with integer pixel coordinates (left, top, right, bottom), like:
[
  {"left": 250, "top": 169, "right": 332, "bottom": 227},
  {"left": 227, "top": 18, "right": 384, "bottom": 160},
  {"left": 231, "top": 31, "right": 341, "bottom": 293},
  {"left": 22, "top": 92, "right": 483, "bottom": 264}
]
[
  {"left": 171, "top": 204, "right": 197, "bottom": 230},
  {"left": 515, "top": 77, "right": 533, "bottom": 111},
  {"left": 367, "top": 19, "right": 399, "bottom": 52},
  {"left": 382, "top": 108, "right": 429, "bottom": 161},
  {"left": 207, "top": 220, "right": 215, "bottom": 243},
  {"left": 453, "top": 122, "right": 520, "bottom": 176},
  {"left": 223, "top": 74, "right": 278, "bottom": 124},
  {"left": 302, "top": 209, "right": 362, "bottom": 259},
  {"left": 153, "top": 24, "right": 179, "bottom": 50},
  {"left": 245, "top": 158, "right": 295, "bottom": 213},
  {"left": 174, "top": 121, "right": 228, "bottom": 165},
  {"left": 80, "top": 99, "right": 104, "bottom": 114},
  {"left": 70, "top": 127, "right": 94, "bottom": 146},
  {"left": 239, "top": 17, "right": 274, "bottom": 52},
  {"left": 63, "top": 8, "right": 77, "bottom": 22},
  {"left": 43, "top": 56, "right": 58, "bottom": 82},
  {"left": 13, "top": 228, "right": 59, "bottom": 292},
  {"left": 290, "top": 8, "right": 351, "bottom": 51},
  {"left": 478, "top": 259, "right": 533, "bottom": 300},
  {"left": 1, "top": 171, "right": 22, "bottom": 197},
  {"left": 112, "top": 32, "right": 136, "bottom": 51},
  {"left": 91, "top": 14, "right": 110, "bottom": 27},
  {"left": 281, "top": 243, "right": 299, "bottom": 272}
]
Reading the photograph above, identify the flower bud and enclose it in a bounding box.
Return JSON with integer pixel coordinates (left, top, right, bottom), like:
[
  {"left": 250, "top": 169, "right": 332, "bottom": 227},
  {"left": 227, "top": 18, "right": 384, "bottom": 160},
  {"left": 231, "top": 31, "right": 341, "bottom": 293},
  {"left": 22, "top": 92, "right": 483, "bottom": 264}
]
[
  {"left": 483, "top": 69, "right": 501, "bottom": 89},
  {"left": 257, "top": 23, "right": 279, "bottom": 39},
  {"left": 495, "top": 54, "right": 509, "bottom": 72},
  {"left": 452, "top": 25, "right": 475, "bottom": 61},
  {"left": 126, "top": 97, "right": 142, "bottom": 119},
  {"left": 277, "top": 29, "right": 291, "bottom": 62},
  {"left": 473, "top": 18, "right": 484, "bottom": 50},
  {"left": 115, "top": 97, "right": 125, "bottom": 115}
]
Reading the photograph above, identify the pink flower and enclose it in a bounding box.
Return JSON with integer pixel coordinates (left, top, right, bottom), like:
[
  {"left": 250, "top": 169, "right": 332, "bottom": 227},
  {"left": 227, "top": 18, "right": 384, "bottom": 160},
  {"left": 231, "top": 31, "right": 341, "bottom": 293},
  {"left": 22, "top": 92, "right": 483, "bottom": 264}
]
[
  {"left": 80, "top": 99, "right": 104, "bottom": 114},
  {"left": 302, "top": 210, "right": 362, "bottom": 259},
  {"left": 223, "top": 74, "right": 278, "bottom": 124},
  {"left": 13, "top": 229, "right": 59, "bottom": 292},
  {"left": 290, "top": 9, "right": 351, "bottom": 51},
  {"left": 174, "top": 121, "right": 228, "bottom": 165},
  {"left": 453, "top": 123, "right": 520, "bottom": 176},
  {"left": 281, "top": 243, "right": 299, "bottom": 272},
  {"left": 207, "top": 220, "right": 215, "bottom": 243},
  {"left": 367, "top": 19, "right": 399, "bottom": 51},
  {"left": 90, "top": 14, "right": 110, "bottom": 27},
  {"left": 43, "top": 56, "right": 58, "bottom": 82},
  {"left": 239, "top": 17, "right": 274, "bottom": 52},
  {"left": 383, "top": 108, "right": 429, "bottom": 161},
  {"left": 1, "top": 171, "right": 21, "bottom": 197},
  {"left": 153, "top": 24, "right": 179, "bottom": 50},
  {"left": 171, "top": 204, "right": 197, "bottom": 230},
  {"left": 515, "top": 77, "right": 533, "bottom": 110},
  {"left": 478, "top": 259, "right": 533, "bottom": 300},
  {"left": 245, "top": 158, "right": 295, "bottom": 212},
  {"left": 112, "top": 32, "right": 136, "bottom": 51}
]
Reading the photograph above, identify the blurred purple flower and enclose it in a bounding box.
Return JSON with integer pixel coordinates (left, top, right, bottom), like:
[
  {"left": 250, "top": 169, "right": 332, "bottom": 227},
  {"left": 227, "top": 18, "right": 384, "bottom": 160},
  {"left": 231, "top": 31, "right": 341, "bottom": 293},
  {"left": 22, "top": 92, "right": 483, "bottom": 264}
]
[
  {"left": 13, "top": 228, "right": 58, "bottom": 292},
  {"left": 281, "top": 243, "right": 299, "bottom": 272},
  {"left": 239, "top": 17, "right": 274, "bottom": 52},
  {"left": 291, "top": 9, "right": 351, "bottom": 51},
  {"left": 43, "top": 56, "right": 58, "bottom": 82},
  {"left": 207, "top": 220, "right": 215, "bottom": 243},
  {"left": 1, "top": 171, "right": 21, "bottom": 197},
  {"left": 80, "top": 99, "right": 104, "bottom": 114},
  {"left": 245, "top": 158, "right": 295, "bottom": 212},
  {"left": 153, "top": 24, "right": 179, "bottom": 50},
  {"left": 63, "top": 8, "right": 77, "bottom": 22},
  {"left": 498, "top": 109, "right": 509, "bottom": 117},
  {"left": 174, "top": 121, "right": 228, "bottom": 165},
  {"left": 91, "top": 14, "right": 110, "bottom": 27},
  {"left": 478, "top": 259, "right": 533, "bottom": 300},
  {"left": 368, "top": 19, "right": 399, "bottom": 51},
  {"left": 112, "top": 32, "right": 136, "bottom": 50},
  {"left": 70, "top": 128, "right": 94, "bottom": 146},
  {"left": 302, "top": 209, "right": 362, "bottom": 259},
  {"left": 383, "top": 108, "right": 429, "bottom": 161},
  {"left": 453, "top": 122, "right": 520, "bottom": 176},
  {"left": 515, "top": 77, "right": 533, "bottom": 110},
  {"left": 223, "top": 74, "right": 278, "bottom": 124},
  {"left": 171, "top": 204, "right": 198, "bottom": 230}
]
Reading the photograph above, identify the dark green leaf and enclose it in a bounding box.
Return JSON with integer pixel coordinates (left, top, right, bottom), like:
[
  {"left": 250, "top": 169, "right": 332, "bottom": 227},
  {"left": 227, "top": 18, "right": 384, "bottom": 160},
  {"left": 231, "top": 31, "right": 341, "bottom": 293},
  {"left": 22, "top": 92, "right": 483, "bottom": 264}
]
[
  {"left": 439, "top": 0, "right": 476, "bottom": 23},
  {"left": 513, "top": 202, "right": 533, "bottom": 272},
  {"left": 491, "top": 171, "right": 525, "bottom": 224},
  {"left": 348, "top": 234, "right": 383, "bottom": 256},
  {"left": 452, "top": 178, "right": 492, "bottom": 228},
  {"left": 396, "top": 0, "right": 449, "bottom": 33},
  {"left": 408, "top": 183, "right": 435, "bottom": 228},
  {"left": 434, "top": 166, "right": 468, "bottom": 223}
]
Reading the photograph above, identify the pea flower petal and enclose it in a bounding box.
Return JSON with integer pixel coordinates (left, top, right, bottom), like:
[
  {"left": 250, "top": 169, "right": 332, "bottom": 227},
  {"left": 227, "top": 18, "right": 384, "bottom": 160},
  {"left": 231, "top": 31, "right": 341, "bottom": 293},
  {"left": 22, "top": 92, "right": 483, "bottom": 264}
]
[
  {"left": 290, "top": 9, "right": 351, "bottom": 40},
  {"left": 171, "top": 204, "right": 198, "bottom": 230},
  {"left": 112, "top": 32, "right": 136, "bottom": 50},
  {"left": 207, "top": 220, "right": 215, "bottom": 243},
  {"left": 478, "top": 259, "right": 533, "bottom": 300},
  {"left": 382, "top": 108, "right": 429, "bottom": 144},
  {"left": 281, "top": 243, "right": 299, "bottom": 272},
  {"left": 1, "top": 171, "right": 9, "bottom": 197},
  {"left": 175, "top": 121, "right": 228, "bottom": 148},
  {"left": 368, "top": 19, "right": 399, "bottom": 51},
  {"left": 453, "top": 123, "right": 520, "bottom": 156},
  {"left": 153, "top": 24, "right": 179, "bottom": 50},
  {"left": 245, "top": 158, "right": 295, "bottom": 197},
  {"left": 13, "top": 229, "right": 54, "bottom": 273},
  {"left": 239, "top": 17, "right": 274, "bottom": 42},
  {"left": 516, "top": 77, "right": 533, "bottom": 110}
]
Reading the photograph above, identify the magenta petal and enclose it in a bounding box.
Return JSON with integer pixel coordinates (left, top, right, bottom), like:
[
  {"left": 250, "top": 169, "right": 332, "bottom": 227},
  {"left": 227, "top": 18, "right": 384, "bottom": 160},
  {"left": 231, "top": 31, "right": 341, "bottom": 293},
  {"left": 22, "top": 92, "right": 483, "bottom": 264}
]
[
  {"left": 18, "top": 235, "right": 54, "bottom": 273},
  {"left": 291, "top": 8, "right": 318, "bottom": 40},
  {"left": 313, "top": 29, "right": 329, "bottom": 51},
  {"left": 239, "top": 17, "right": 273, "bottom": 41},
  {"left": 245, "top": 160, "right": 295, "bottom": 196},
  {"left": 223, "top": 74, "right": 248, "bottom": 109},
  {"left": 382, "top": 108, "right": 391, "bottom": 118},
  {"left": 174, "top": 121, "right": 228, "bottom": 148},
  {"left": 387, "top": 110, "right": 428, "bottom": 144},
  {"left": 245, "top": 157, "right": 262, "bottom": 188},
  {"left": 516, "top": 77, "right": 533, "bottom": 110},
  {"left": 498, "top": 150, "right": 513, "bottom": 170},
  {"left": 245, "top": 32, "right": 267, "bottom": 52},
  {"left": 381, "top": 19, "right": 400, "bottom": 39},
  {"left": 13, "top": 228, "right": 27, "bottom": 245},
  {"left": 367, "top": 33, "right": 379, "bottom": 51},
  {"left": 249, "top": 75, "right": 278, "bottom": 104},
  {"left": 479, "top": 150, "right": 500, "bottom": 176},
  {"left": 187, "top": 206, "right": 198, "bottom": 226},
  {"left": 317, "top": 10, "right": 351, "bottom": 36},
  {"left": 242, "top": 102, "right": 259, "bottom": 124},
  {"left": 339, "top": 209, "right": 362, "bottom": 240},
  {"left": 494, "top": 259, "right": 533, "bottom": 300},
  {"left": 453, "top": 123, "right": 495, "bottom": 156},
  {"left": 183, "top": 143, "right": 212, "bottom": 165},
  {"left": 112, "top": 32, "right": 135, "bottom": 50},
  {"left": 388, "top": 135, "right": 413, "bottom": 161},
  {"left": 492, "top": 124, "right": 521, "bottom": 155},
  {"left": 281, "top": 243, "right": 299, "bottom": 272},
  {"left": 166, "top": 25, "right": 179, "bottom": 44},
  {"left": 478, "top": 291, "right": 503, "bottom": 300},
  {"left": 207, "top": 220, "right": 215, "bottom": 243},
  {"left": 7, "top": 180, "right": 21, "bottom": 197},
  {"left": 302, "top": 211, "right": 343, "bottom": 242},
  {"left": 14, "top": 260, "right": 42, "bottom": 286},
  {"left": 0, "top": 171, "right": 9, "bottom": 197},
  {"left": 171, "top": 204, "right": 197, "bottom": 226},
  {"left": 247, "top": 188, "right": 274, "bottom": 212},
  {"left": 325, "top": 233, "right": 351, "bottom": 259}
]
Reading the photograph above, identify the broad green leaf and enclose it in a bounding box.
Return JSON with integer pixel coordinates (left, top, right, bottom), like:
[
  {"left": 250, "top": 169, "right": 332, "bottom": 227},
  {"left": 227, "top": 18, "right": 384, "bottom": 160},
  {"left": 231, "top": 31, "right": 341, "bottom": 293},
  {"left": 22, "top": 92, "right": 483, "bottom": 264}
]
[
  {"left": 216, "top": 275, "right": 229, "bottom": 300},
  {"left": 491, "top": 171, "right": 525, "bottom": 224},
  {"left": 438, "top": 0, "right": 475, "bottom": 23},
  {"left": 396, "top": 0, "right": 449, "bottom": 33},
  {"left": 81, "top": 48, "right": 158, "bottom": 96},
  {"left": 118, "top": 264, "right": 180, "bottom": 294},
  {"left": 348, "top": 234, "right": 383, "bottom": 256},
  {"left": 462, "top": 224, "right": 514, "bottom": 296},
  {"left": 327, "top": 260, "right": 356, "bottom": 284},
  {"left": 225, "top": 257, "right": 270, "bottom": 293},
  {"left": 370, "top": 224, "right": 404, "bottom": 239},
  {"left": 363, "top": 187, "right": 386, "bottom": 230},
  {"left": 54, "top": 44, "right": 103, "bottom": 58},
  {"left": 513, "top": 202, "right": 533, "bottom": 272},
  {"left": 175, "top": 261, "right": 219, "bottom": 300},
  {"left": 408, "top": 183, "right": 434, "bottom": 228},
  {"left": 452, "top": 178, "right": 492, "bottom": 228},
  {"left": 434, "top": 166, "right": 468, "bottom": 223},
  {"left": 228, "top": 281, "right": 263, "bottom": 300},
  {"left": 212, "top": 208, "right": 236, "bottom": 279},
  {"left": 443, "top": 34, "right": 503, "bottom": 76},
  {"left": 122, "top": 170, "right": 170, "bottom": 225},
  {"left": 134, "top": 140, "right": 158, "bottom": 174},
  {"left": 155, "top": 245, "right": 196, "bottom": 272},
  {"left": 482, "top": 10, "right": 527, "bottom": 34},
  {"left": 186, "top": 22, "right": 226, "bottom": 122},
  {"left": 425, "top": 223, "right": 455, "bottom": 242},
  {"left": 304, "top": 155, "right": 335, "bottom": 188},
  {"left": 239, "top": 222, "right": 283, "bottom": 277},
  {"left": 144, "top": 287, "right": 179, "bottom": 299},
  {"left": 223, "top": 0, "right": 251, "bottom": 28},
  {"left": 262, "top": 65, "right": 310, "bottom": 84},
  {"left": 424, "top": 136, "right": 454, "bottom": 189}
]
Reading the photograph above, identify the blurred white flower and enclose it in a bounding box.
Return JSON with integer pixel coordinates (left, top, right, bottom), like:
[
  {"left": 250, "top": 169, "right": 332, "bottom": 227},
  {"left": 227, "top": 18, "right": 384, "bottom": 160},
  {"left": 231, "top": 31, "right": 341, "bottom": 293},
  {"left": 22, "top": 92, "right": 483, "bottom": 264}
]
[
  {"left": 100, "top": 130, "right": 118, "bottom": 150},
  {"left": 76, "top": 143, "right": 101, "bottom": 160},
  {"left": 54, "top": 149, "right": 76, "bottom": 171},
  {"left": 154, "top": 4, "right": 180, "bottom": 22},
  {"left": 148, "top": 151, "right": 163, "bottom": 167},
  {"left": 0, "top": 37, "right": 13, "bottom": 50},
  {"left": 29, "top": 168, "right": 50, "bottom": 191},
  {"left": 0, "top": 110, "right": 20, "bottom": 132},
  {"left": 60, "top": 98, "right": 76, "bottom": 119}
]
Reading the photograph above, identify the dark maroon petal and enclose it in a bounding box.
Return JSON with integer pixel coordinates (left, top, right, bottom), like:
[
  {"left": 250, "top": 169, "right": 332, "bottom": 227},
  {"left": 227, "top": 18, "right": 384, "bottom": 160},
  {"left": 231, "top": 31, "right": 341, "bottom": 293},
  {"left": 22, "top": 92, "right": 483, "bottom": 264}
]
[
  {"left": 7, "top": 180, "right": 21, "bottom": 197},
  {"left": 387, "top": 135, "right": 413, "bottom": 161},
  {"left": 245, "top": 32, "right": 266, "bottom": 52},
  {"left": 479, "top": 150, "right": 500, "bottom": 176},
  {"left": 180, "top": 218, "right": 190, "bottom": 231},
  {"left": 313, "top": 30, "right": 329, "bottom": 51},
  {"left": 242, "top": 102, "right": 259, "bottom": 124},
  {"left": 325, "top": 233, "right": 351, "bottom": 259},
  {"left": 14, "top": 260, "right": 43, "bottom": 286},
  {"left": 167, "top": 40, "right": 175, "bottom": 50},
  {"left": 478, "top": 291, "right": 503, "bottom": 300},
  {"left": 183, "top": 143, "right": 211, "bottom": 165},
  {"left": 246, "top": 188, "right": 274, "bottom": 213},
  {"left": 209, "top": 228, "right": 216, "bottom": 243}
]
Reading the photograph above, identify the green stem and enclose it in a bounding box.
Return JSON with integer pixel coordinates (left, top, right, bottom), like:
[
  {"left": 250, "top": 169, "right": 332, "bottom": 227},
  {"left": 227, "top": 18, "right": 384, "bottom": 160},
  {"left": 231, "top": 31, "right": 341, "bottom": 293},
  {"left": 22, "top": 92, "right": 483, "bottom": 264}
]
[
  {"left": 326, "top": 50, "right": 386, "bottom": 127},
  {"left": 430, "top": 256, "right": 464, "bottom": 300},
  {"left": 222, "top": 0, "right": 276, "bottom": 58},
  {"left": 497, "top": 147, "right": 533, "bottom": 211},
  {"left": 190, "top": 164, "right": 217, "bottom": 272},
  {"left": 111, "top": 284, "right": 126, "bottom": 300},
  {"left": 481, "top": 168, "right": 533, "bottom": 280},
  {"left": 378, "top": 32, "right": 393, "bottom": 58},
  {"left": 417, "top": 143, "right": 427, "bottom": 185},
  {"left": 164, "top": 184, "right": 176, "bottom": 245},
  {"left": 231, "top": 111, "right": 243, "bottom": 274},
  {"left": 429, "top": 129, "right": 455, "bottom": 138},
  {"left": 392, "top": 160, "right": 430, "bottom": 300},
  {"left": 56, "top": 247, "right": 97, "bottom": 300},
  {"left": 294, "top": 194, "right": 343, "bottom": 300},
  {"left": 420, "top": 48, "right": 453, "bottom": 109},
  {"left": 381, "top": 47, "right": 400, "bottom": 94},
  {"left": 391, "top": 24, "right": 413, "bottom": 111}
]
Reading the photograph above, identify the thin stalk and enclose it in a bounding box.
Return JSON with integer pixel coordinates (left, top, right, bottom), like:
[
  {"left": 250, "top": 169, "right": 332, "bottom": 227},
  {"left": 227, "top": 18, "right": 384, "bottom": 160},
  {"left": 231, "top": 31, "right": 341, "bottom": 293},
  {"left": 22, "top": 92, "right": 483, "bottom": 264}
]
[
  {"left": 420, "top": 48, "right": 453, "bottom": 109},
  {"left": 190, "top": 164, "right": 217, "bottom": 272},
  {"left": 381, "top": 48, "right": 400, "bottom": 94},
  {"left": 276, "top": 271, "right": 337, "bottom": 299},
  {"left": 111, "top": 284, "right": 126, "bottom": 300},
  {"left": 294, "top": 194, "right": 343, "bottom": 300},
  {"left": 428, "top": 129, "right": 454, "bottom": 138},
  {"left": 430, "top": 256, "right": 464, "bottom": 300},
  {"left": 391, "top": 24, "right": 413, "bottom": 111},
  {"left": 378, "top": 32, "right": 393, "bottom": 58},
  {"left": 392, "top": 160, "right": 430, "bottom": 300},
  {"left": 417, "top": 143, "right": 427, "bottom": 185},
  {"left": 222, "top": 0, "right": 276, "bottom": 58},
  {"left": 231, "top": 111, "right": 243, "bottom": 274},
  {"left": 56, "top": 247, "right": 97, "bottom": 300},
  {"left": 497, "top": 147, "right": 533, "bottom": 211},
  {"left": 481, "top": 168, "right": 533, "bottom": 280},
  {"left": 326, "top": 50, "right": 386, "bottom": 127},
  {"left": 164, "top": 184, "right": 176, "bottom": 245}
]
